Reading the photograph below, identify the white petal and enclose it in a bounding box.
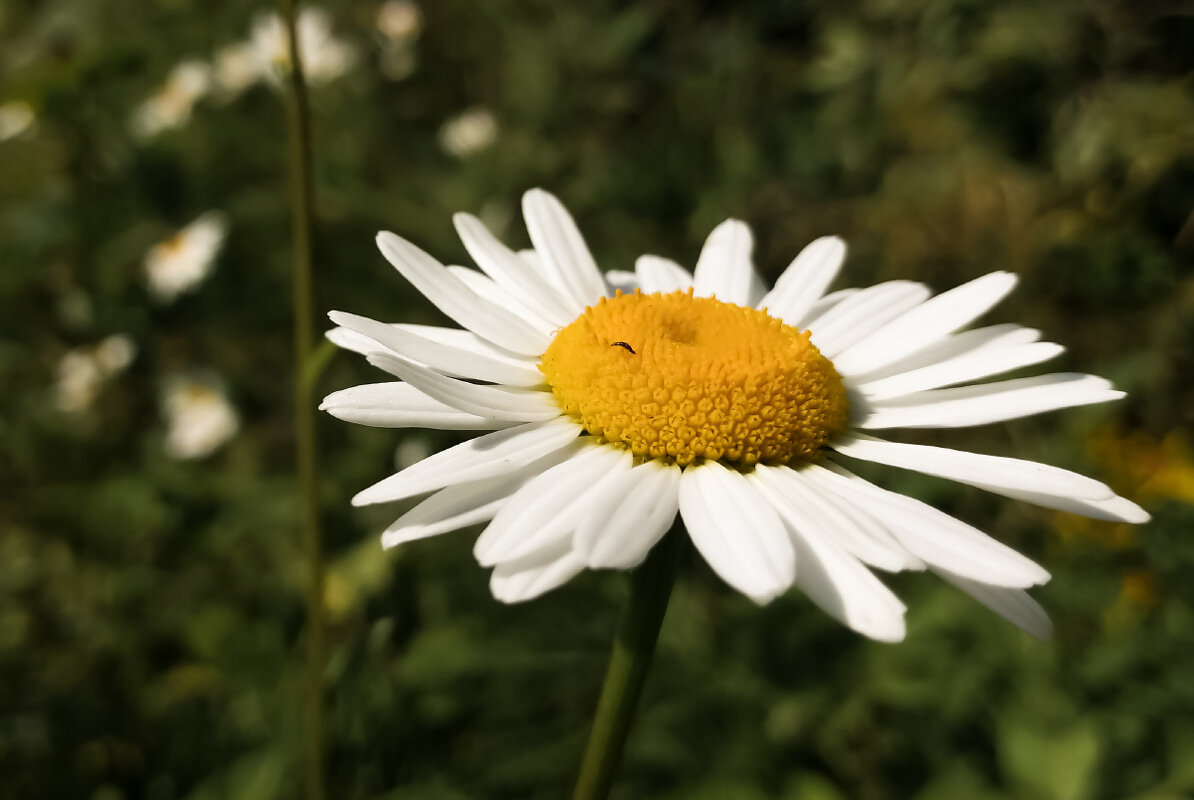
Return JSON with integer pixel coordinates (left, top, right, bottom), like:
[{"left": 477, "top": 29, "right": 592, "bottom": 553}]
[
  {"left": 330, "top": 321, "right": 543, "bottom": 378},
  {"left": 832, "top": 271, "right": 1019, "bottom": 377},
  {"left": 748, "top": 470, "right": 907, "bottom": 642},
  {"left": 752, "top": 464, "right": 918, "bottom": 572},
  {"left": 851, "top": 323, "right": 1042, "bottom": 384},
  {"left": 446, "top": 266, "right": 555, "bottom": 336},
  {"left": 319, "top": 381, "right": 510, "bottom": 429},
  {"left": 472, "top": 443, "right": 631, "bottom": 566},
  {"left": 830, "top": 433, "right": 1115, "bottom": 503},
  {"left": 604, "top": 270, "right": 639, "bottom": 294},
  {"left": 490, "top": 545, "right": 586, "bottom": 603},
  {"left": 326, "top": 326, "right": 383, "bottom": 356},
  {"left": 799, "top": 288, "right": 860, "bottom": 329},
  {"left": 376, "top": 231, "right": 550, "bottom": 355},
  {"left": 989, "top": 487, "right": 1150, "bottom": 523},
  {"left": 453, "top": 212, "right": 578, "bottom": 324},
  {"left": 352, "top": 418, "right": 581, "bottom": 506},
  {"left": 856, "top": 341, "right": 1064, "bottom": 400},
  {"left": 809, "top": 281, "right": 931, "bottom": 356},
  {"left": 935, "top": 569, "right": 1052, "bottom": 639},
  {"left": 521, "top": 189, "right": 607, "bottom": 309},
  {"left": 816, "top": 463, "right": 1050, "bottom": 588},
  {"left": 855, "top": 373, "right": 1125, "bottom": 429},
  {"left": 693, "top": 219, "right": 757, "bottom": 306},
  {"left": 366, "top": 351, "right": 559, "bottom": 422},
  {"left": 381, "top": 449, "right": 575, "bottom": 548},
  {"left": 757, "top": 236, "right": 846, "bottom": 327},
  {"left": 330, "top": 311, "right": 545, "bottom": 387},
  {"left": 677, "top": 460, "right": 796, "bottom": 604},
  {"left": 636, "top": 255, "right": 694, "bottom": 294},
  {"left": 574, "top": 459, "right": 681, "bottom": 569}
]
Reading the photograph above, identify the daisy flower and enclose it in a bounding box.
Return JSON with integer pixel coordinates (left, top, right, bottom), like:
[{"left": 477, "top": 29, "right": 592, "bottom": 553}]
[
  {"left": 162, "top": 375, "right": 240, "bottom": 460},
  {"left": 130, "top": 60, "right": 212, "bottom": 140},
  {"left": 0, "top": 100, "right": 36, "bottom": 141},
  {"left": 438, "top": 107, "right": 499, "bottom": 158},
  {"left": 250, "top": 8, "right": 355, "bottom": 87},
  {"left": 321, "top": 190, "right": 1147, "bottom": 642},
  {"left": 144, "top": 211, "right": 228, "bottom": 302}
]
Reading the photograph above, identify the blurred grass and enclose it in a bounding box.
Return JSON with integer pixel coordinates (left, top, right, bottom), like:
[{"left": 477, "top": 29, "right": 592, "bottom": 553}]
[{"left": 2, "top": 1, "right": 1193, "bottom": 798}]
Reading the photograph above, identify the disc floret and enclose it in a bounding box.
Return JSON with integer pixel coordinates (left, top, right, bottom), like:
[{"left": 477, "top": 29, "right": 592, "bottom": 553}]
[{"left": 540, "top": 289, "right": 848, "bottom": 466}]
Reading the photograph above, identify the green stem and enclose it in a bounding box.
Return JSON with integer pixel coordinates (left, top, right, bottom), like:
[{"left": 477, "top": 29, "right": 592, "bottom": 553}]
[
  {"left": 281, "top": 3, "right": 326, "bottom": 799},
  {"left": 572, "top": 529, "right": 684, "bottom": 800}
]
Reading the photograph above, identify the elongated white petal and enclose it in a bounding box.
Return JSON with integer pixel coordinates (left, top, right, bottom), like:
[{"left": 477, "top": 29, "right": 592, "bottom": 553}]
[
  {"left": 380, "top": 449, "right": 569, "bottom": 547},
  {"left": 320, "top": 381, "right": 511, "bottom": 429},
  {"left": 832, "top": 271, "right": 1019, "bottom": 377},
  {"left": 574, "top": 460, "right": 681, "bottom": 569},
  {"left": 352, "top": 418, "right": 581, "bottom": 506},
  {"left": 446, "top": 265, "right": 555, "bottom": 336},
  {"left": 990, "top": 487, "right": 1150, "bottom": 523},
  {"left": 678, "top": 460, "right": 795, "bottom": 603},
  {"left": 799, "top": 288, "right": 860, "bottom": 329},
  {"left": 383, "top": 482, "right": 509, "bottom": 548},
  {"left": 330, "top": 311, "right": 545, "bottom": 387},
  {"left": 693, "top": 219, "right": 756, "bottom": 306},
  {"left": 376, "top": 231, "right": 550, "bottom": 355},
  {"left": 522, "top": 189, "right": 607, "bottom": 309},
  {"left": 473, "top": 443, "right": 633, "bottom": 566},
  {"left": 757, "top": 236, "right": 846, "bottom": 327},
  {"left": 857, "top": 342, "right": 1064, "bottom": 400},
  {"left": 752, "top": 464, "right": 917, "bottom": 572},
  {"left": 326, "top": 326, "right": 383, "bottom": 355},
  {"left": 852, "top": 323, "right": 1042, "bottom": 384},
  {"left": 748, "top": 470, "right": 907, "bottom": 641},
  {"left": 453, "top": 212, "right": 578, "bottom": 324},
  {"left": 831, "top": 433, "right": 1114, "bottom": 503},
  {"left": 816, "top": 463, "right": 1050, "bottom": 588},
  {"left": 809, "top": 281, "right": 931, "bottom": 356},
  {"left": 856, "top": 373, "right": 1124, "bottom": 429},
  {"left": 636, "top": 255, "right": 694, "bottom": 294},
  {"left": 490, "top": 545, "right": 586, "bottom": 603},
  {"left": 935, "top": 569, "right": 1052, "bottom": 639},
  {"left": 366, "top": 351, "right": 559, "bottom": 422}
]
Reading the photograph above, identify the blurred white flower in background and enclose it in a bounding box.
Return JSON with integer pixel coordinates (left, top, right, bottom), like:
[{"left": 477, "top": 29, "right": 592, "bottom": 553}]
[
  {"left": 144, "top": 212, "right": 228, "bottom": 303},
  {"left": 251, "top": 8, "right": 356, "bottom": 87},
  {"left": 162, "top": 376, "right": 240, "bottom": 460},
  {"left": 377, "top": 0, "right": 422, "bottom": 42},
  {"left": 376, "top": 0, "right": 422, "bottom": 80},
  {"left": 130, "top": 60, "right": 212, "bottom": 139},
  {"left": 0, "top": 100, "right": 36, "bottom": 141},
  {"left": 54, "top": 335, "right": 137, "bottom": 415},
  {"left": 213, "top": 41, "right": 261, "bottom": 97},
  {"left": 438, "top": 107, "right": 498, "bottom": 158}
]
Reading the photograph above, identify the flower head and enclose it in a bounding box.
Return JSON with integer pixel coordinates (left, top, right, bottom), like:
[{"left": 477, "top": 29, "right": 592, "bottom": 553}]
[
  {"left": 144, "top": 212, "right": 228, "bottom": 302},
  {"left": 438, "top": 107, "right": 498, "bottom": 158},
  {"left": 322, "top": 190, "right": 1148, "bottom": 642},
  {"left": 0, "top": 100, "right": 36, "bottom": 141},
  {"left": 130, "top": 60, "right": 212, "bottom": 140},
  {"left": 162, "top": 375, "right": 240, "bottom": 460},
  {"left": 55, "top": 335, "right": 137, "bottom": 415},
  {"left": 250, "top": 8, "right": 355, "bottom": 87}
]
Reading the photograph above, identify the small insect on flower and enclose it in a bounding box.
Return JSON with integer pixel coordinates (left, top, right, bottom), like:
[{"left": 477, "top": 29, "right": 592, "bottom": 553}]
[{"left": 610, "top": 341, "right": 636, "bottom": 354}]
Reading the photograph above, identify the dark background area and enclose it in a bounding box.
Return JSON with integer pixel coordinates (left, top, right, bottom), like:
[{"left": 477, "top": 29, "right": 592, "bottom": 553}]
[{"left": 2, "top": 1, "right": 1193, "bottom": 798}]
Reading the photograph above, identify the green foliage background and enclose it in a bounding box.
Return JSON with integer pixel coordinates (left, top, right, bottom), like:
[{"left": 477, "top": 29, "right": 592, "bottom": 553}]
[{"left": 3, "top": 1, "right": 1193, "bottom": 798}]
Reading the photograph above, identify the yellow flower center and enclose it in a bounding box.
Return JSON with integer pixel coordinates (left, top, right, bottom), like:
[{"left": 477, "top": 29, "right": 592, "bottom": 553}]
[{"left": 540, "top": 289, "right": 849, "bottom": 467}]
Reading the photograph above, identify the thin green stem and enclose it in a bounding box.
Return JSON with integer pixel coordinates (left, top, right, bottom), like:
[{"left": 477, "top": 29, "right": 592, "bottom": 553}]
[
  {"left": 281, "top": 2, "right": 326, "bottom": 799},
  {"left": 572, "top": 529, "right": 685, "bottom": 800}
]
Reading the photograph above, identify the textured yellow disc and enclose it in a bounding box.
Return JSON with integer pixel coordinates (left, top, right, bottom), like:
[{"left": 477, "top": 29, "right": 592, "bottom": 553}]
[{"left": 540, "top": 289, "right": 849, "bottom": 466}]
